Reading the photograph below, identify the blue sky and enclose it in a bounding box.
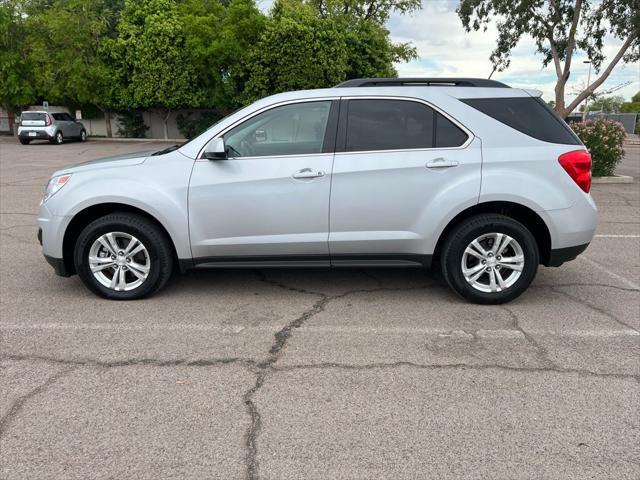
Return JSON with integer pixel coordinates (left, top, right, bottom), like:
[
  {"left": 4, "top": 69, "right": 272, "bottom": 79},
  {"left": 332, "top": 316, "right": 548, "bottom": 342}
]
[{"left": 388, "top": 0, "right": 639, "bottom": 106}]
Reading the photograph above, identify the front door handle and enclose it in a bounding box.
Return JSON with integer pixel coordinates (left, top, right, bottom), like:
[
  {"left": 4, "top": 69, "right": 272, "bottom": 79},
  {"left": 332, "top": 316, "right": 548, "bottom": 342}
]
[
  {"left": 292, "top": 168, "right": 325, "bottom": 179},
  {"left": 426, "top": 158, "right": 459, "bottom": 169}
]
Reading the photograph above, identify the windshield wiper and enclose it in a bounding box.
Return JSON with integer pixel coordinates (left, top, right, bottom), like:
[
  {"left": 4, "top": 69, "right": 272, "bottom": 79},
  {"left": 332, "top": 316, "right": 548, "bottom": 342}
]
[{"left": 152, "top": 144, "right": 183, "bottom": 156}]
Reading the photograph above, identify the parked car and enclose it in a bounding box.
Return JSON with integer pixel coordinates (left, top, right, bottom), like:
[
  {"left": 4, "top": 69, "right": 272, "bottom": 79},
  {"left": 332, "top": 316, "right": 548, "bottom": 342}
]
[
  {"left": 18, "top": 111, "right": 87, "bottom": 145},
  {"left": 37, "top": 78, "right": 597, "bottom": 303}
]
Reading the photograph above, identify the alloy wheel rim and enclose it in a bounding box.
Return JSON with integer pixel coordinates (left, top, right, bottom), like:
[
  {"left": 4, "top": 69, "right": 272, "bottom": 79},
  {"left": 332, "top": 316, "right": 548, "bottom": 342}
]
[
  {"left": 461, "top": 232, "right": 524, "bottom": 293},
  {"left": 56, "top": 133, "right": 62, "bottom": 143},
  {"left": 88, "top": 232, "right": 150, "bottom": 292}
]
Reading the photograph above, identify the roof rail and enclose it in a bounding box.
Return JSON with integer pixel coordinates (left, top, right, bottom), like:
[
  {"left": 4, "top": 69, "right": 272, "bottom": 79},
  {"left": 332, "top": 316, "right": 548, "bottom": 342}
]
[{"left": 335, "top": 77, "right": 510, "bottom": 88}]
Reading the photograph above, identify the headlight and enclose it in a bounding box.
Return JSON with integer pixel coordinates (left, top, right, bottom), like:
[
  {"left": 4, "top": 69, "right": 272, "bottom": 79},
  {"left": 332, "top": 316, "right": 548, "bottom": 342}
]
[{"left": 42, "top": 174, "right": 72, "bottom": 203}]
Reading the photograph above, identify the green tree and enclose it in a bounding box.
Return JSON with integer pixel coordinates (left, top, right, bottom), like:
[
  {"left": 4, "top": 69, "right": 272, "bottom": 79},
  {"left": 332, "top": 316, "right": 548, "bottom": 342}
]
[
  {"left": 309, "top": 0, "right": 420, "bottom": 23},
  {"left": 179, "top": 0, "right": 266, "bottom": 112},
  {"left": 457, "top": 0, "right": 639, "bottom": 118},
  {"left": 0, "top": 1, "right": 35, "bottom": 111},
  {"left": 23, "top": 0, "right": 122, "bottom": 135},
  {"left": 105, "top": 0, "right": 203, "bottom": 138},
  {"left": 240, "top": 0, "right": 416, "bottom": 102},
  {"left": 241, "top": 2, "right": 349, "bottom": 102},
  {"left": 620, "top": 91, "right": 640, "bottom": 113},
  {"left": 579, "top": 95, "right": 625, "bottom": 112}
]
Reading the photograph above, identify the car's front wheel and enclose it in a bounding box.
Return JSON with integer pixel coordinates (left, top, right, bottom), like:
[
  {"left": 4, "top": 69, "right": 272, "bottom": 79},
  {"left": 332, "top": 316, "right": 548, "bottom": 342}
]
[
  {"left": 74, "top": 213, "right": 174, "bottom": 300},
  {"left": 440, "top": 214, "right": 539, "bottom": 304},
  {"left": 80, "top": 130, "right": 87, "bottom": 142}
]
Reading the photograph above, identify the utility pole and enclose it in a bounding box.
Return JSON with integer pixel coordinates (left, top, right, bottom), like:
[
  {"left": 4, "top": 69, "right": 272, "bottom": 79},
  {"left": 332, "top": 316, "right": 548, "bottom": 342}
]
[{"left": 582, "top": 60, "right": 592, "bottom": 120}]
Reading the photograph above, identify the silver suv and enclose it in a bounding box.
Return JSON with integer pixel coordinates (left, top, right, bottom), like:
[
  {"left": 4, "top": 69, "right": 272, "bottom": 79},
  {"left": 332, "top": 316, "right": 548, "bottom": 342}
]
[
  {"left": 18, "top": 111, "right": 87, "bottom": 145},
  {"left": 37, "top": 78, "right": 597, "bottom": 303}
]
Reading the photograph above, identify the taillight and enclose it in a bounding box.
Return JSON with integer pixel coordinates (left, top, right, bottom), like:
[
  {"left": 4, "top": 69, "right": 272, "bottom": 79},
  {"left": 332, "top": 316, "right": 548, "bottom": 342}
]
[
  {"left": 45, "top": 114, "right": 52, "bottom": 126},
  {"left": 558, "top": 150, "right": 591, "bottom": 193}
]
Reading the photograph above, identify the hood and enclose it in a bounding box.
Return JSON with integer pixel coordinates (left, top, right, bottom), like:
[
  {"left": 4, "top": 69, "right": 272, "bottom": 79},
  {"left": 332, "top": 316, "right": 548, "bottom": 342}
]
[{"left": 55, "top": 150, "right": 154, "bottom": 175}]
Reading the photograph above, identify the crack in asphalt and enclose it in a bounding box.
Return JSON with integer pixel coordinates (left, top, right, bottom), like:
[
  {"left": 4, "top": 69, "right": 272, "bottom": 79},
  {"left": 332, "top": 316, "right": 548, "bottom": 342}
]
[
  {"left": 0, "top": 211, "right": 38, "bottom": 216},
  {"left": 3, "top": 271, "right": 638, "bottom": 478},
  {"left": 1, "top": 353, "right": 255, "bottom": 369},
  {"left": 501, "top": 305, "right": 557, "bottom": 369},
  {"left": 0, "top": 366, "right": 76, "bottom": 437},
  {"left": 271, "top": 361, "right": 640, "bottom": 382},
  {"left": 531, "top": 283, "right": 639, "bottom": 292},
  {"left": 549, "top": 286, "right": 640, "bottom": 334}
]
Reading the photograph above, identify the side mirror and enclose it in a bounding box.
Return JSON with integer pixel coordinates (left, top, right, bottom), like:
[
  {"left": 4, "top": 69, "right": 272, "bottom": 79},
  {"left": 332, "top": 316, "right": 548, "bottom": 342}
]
[{"left": 203, "top": 138, "right": 227, "bottom": 160}]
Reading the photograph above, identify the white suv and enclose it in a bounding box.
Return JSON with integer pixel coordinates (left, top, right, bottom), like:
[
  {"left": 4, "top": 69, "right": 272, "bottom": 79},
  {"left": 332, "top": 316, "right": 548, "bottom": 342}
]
[{"left": 37, "top": 78, "right": 597, "bottom": 303}]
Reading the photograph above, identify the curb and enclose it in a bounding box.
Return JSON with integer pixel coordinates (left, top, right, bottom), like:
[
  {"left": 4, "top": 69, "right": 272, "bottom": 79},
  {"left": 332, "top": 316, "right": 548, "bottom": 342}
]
[
  {"left": 592, "top": 175, "right": 634, "bottom": 184},
  {"left": 87, "top": 137, "right": 184, "bottom": 143}
]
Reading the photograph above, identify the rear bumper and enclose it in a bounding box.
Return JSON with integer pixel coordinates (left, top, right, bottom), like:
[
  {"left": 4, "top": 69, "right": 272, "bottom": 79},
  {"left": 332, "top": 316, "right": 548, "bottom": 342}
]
[
  {"left": 18, "top": 130, "right": 54, "bottom": 140},
  {"left": 545, "top": 243, "right": 589, "bottom": 267}
]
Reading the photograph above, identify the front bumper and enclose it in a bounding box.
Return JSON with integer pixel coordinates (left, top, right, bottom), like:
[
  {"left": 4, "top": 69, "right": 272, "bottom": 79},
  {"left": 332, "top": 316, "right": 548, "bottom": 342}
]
[
  {"left": 44, "top": 253, "right": 72, "bottom": 277},
  {"left": 39, "top": 203, "right": 74, "bottom": 276}
]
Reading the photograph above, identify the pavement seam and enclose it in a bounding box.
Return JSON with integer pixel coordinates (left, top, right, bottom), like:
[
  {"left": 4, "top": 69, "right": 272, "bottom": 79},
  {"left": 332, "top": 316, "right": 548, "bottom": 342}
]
[{"left": 0, "top": 366, "right": 76, "bottom": 437}]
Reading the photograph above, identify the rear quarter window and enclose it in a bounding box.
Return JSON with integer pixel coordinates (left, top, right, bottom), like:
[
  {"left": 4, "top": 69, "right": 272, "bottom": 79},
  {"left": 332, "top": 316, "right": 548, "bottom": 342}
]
[{"left": 461, "top": 97, "right": 580, "bottom": 145}]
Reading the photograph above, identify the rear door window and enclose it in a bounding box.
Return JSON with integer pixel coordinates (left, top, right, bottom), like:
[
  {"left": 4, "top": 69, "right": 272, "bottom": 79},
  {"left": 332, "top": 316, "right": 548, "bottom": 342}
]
[
  {"left": 345, "top": 99, "right": 434, "bottom": 152},
  {"left": 344, "top": 99, "right": 469, "bottom": 152},
  {"left": 461, "top": 97, "right": 580, "bottom": 145}
]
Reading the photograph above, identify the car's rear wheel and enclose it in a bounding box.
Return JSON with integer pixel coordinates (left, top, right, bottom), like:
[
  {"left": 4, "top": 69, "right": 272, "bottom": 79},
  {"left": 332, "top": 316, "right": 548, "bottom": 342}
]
[
  {"left": 50, "top": 131, "right": 63, "bottom": 145},
  {"left": 74, "top": 213, "right": 174, "bottom": 300},
  {"left": 440, "top": 214, "right": 539, "bottom": 304},
  {"left": 80, "top": 130, "right": 87, "bottom": 142},
  {"left": 19, "top": 138, "right": 30, "bottom": 145}
]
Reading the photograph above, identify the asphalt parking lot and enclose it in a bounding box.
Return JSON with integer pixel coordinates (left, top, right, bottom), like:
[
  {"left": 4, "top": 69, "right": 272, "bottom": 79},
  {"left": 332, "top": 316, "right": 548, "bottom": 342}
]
[{"left": 1, "top": 135, "right": 639, "bottom": 479}]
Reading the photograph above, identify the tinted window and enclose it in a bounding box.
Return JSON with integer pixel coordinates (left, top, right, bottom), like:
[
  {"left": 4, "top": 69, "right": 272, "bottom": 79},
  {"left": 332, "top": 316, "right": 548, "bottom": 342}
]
[
  {"left": 224, "top": 101, "right": 331, "bottom": 157},
  {"left": 462, "top": 97, "right": 580, "bottom": 145},
  {"left": 435, "top": 113, "right": 468, "bottom": 147},
  {"left": 346, "top": 99, "right": 434, "bottom": 152},
  {"left": 20, "top": 112, "right": 46, "bottom": 122},
  {"left": 52, "top": 113, "right": 65, "bottom": 121}
]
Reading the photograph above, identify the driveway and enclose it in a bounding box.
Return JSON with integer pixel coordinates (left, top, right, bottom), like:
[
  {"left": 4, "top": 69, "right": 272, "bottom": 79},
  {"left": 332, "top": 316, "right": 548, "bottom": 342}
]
[{"left": 1, "top": 136, "right": 638, "bottom": 479}]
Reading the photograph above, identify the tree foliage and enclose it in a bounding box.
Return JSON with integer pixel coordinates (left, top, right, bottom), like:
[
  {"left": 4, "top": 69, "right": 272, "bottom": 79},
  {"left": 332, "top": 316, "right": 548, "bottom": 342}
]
[
  {"left": 240, "top": 0, "right": 416, "bottom": 102},
  {"left": 0, "top": 1, "right": 34, "bottom": 109},
  {"left": 457, "top": 0, "right": 639, "bottom": 117},
  {"left": 0, "top": 0, "right": 416, "bottom": 130},
  {"left": 579, "top": 94, "right": 625, "bottom": 112},
  {"left": 620, "top": 91, "right": 640, "bottom": 113}
]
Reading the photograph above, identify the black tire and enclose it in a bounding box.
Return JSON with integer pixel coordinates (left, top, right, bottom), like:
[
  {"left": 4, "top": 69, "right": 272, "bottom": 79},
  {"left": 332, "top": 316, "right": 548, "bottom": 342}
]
[
  {"left": 440, "top": 214, "right": 539, "bottom": 304},
  {"left": 50, "top": 131, "right": 63, "bottom": 144},
  {"left": 19, "top": 138, "right": 30, "bottom": 145},
  {"left": 74, "top": 213, "right": 174, "bottom": 300},
  {"left": 80, "top": 130, "right": 87, "bottom": 142}
]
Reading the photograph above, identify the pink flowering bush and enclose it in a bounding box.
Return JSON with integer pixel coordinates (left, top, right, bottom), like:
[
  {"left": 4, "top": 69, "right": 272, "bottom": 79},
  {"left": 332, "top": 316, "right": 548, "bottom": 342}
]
[{"left": 572, "top": 118, "right": 626, "bottom": 177}]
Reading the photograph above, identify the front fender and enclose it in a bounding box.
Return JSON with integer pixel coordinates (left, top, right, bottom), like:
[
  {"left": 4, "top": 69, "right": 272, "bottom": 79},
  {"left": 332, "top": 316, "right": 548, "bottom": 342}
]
[{"left": 46, "top": 157, "right": 193, "bottom": 259}]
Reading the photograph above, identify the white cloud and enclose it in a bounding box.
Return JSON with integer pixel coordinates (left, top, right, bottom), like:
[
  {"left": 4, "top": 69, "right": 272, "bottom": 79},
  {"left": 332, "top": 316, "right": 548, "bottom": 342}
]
[{"left": 389, "top": 0, "right": 640, "bottom": 104}]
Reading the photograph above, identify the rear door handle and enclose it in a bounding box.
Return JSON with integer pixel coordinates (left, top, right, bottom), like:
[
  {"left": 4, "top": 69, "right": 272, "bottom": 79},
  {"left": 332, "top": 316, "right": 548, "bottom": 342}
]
[
  {"left": 292, "top": 168, "right": 325, "bottom": 179},
  {"left": 426, "top": 158, "right": 459, "bottom": 169}
]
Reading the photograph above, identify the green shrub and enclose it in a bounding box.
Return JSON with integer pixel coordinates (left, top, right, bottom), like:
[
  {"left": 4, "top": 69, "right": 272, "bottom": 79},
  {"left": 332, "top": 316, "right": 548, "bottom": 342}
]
[
  {"left": 571, "top": 118, "right": 626, "bottom": 177},
  {"left": 116, "top": 111, "right": 149, "bottom": 138},
  {"left": 176, "top": 111, "right": 222, "bottom": 140}
]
